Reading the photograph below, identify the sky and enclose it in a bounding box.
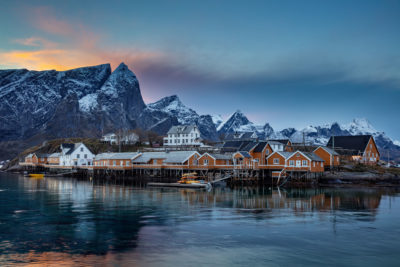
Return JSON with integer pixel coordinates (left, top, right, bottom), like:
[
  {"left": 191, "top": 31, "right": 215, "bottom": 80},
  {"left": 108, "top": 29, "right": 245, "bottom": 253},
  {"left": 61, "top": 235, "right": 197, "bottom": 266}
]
[{"left": 1, "top": 0, "right": 400, "bottom": 139}]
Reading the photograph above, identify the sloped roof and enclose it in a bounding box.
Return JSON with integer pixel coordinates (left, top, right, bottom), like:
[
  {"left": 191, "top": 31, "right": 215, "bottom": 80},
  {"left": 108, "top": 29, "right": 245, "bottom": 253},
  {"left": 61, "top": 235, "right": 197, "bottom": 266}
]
[
  {"left": 167, "top": 125, "right": 197, "bottom": 134},
  {"left": 316, "top": 146, "right": 339, "bottom": 156},
  {"left": 49, "top": 153, "right": 61, "bottom": 157},
  {"left": 268, "top": 140, "right": 284, "bottom": 146},
  {"left": 36, "top": 153, "right": 50, "bottom": 158},
  {"left": 276, "top": 151, "right": 294, "bottom": 159},
  {"left": 270, "top": 139, "right": 290, "bottom": 145},
  {"left": 302, "top": 152, "right": 324, "bottom": 162},
  {"left": 236, "top": 151, "right": 252, "bottom": 158},
  {"left": 110, "top": 152, "right": 140, "bottom": 160},
  {"left": 94, "top": 153, "right": 115, "bottom": 160},
  {"left": 208, "top": 153, "right": 232, "bottom": 160},
  {"left": 240, "top": 141, "right": 258, "bottom": 152},
  {"left": 253, "top": 142, "right": 268, "bottom": 153},
  {"left": 225, "top": 131, "right": 257, "bottom": 141},
  {"left": 132, "top": 152, "right": 168, "bottom": 163},
  {"left": 326, "top": 135, "right": 372, "bottom": 154},
  {"left": 164, "top": 151, "right": 199, "bottom": 164}
]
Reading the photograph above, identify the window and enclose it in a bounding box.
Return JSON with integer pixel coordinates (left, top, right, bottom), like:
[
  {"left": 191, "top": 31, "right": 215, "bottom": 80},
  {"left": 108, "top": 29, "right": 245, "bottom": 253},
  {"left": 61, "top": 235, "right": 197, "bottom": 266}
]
[
  {"left": 273, "top": 158, "right": 280, "bottom": 164},
  {"left": 84, "top": 154, "right": 87, "bottom": 159},
  {"left": 266, "top": 149, "right": 270, "bottom": 154},
  {"left": 204, "top": 159, "right": 209, "bottom": 166},
  {"left": 77, "top": 154, "right": 80, "bottom": 159},
  {"left": 80, "top": 147, "right": 83, "bottom": 152},
  {"left": 113, "top": 160, "right": 116, "bottom": 166},
  {"left": 296, "top": 153, "right": 300, "bottom": 157},
  {"left": 289, "top": 160, "right": 294, "bottom": 166},
  {"left": 321, "top": 162, "right": 323, "bottom": 167},
  {"left": 302, "top": 160, "right": 308, "bottom": 166},
  {"left": 313, "top": 162, "right": 315, "bottom": 167},
  {"left": 126, "top": 161, "right": 130, "bottom": 167}
]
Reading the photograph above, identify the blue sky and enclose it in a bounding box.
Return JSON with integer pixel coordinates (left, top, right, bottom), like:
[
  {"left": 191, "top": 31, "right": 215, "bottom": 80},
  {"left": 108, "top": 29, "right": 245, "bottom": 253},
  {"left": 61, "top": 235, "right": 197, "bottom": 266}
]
[{"left": 1, "top": 0, "right": 400, "bottom": 139}]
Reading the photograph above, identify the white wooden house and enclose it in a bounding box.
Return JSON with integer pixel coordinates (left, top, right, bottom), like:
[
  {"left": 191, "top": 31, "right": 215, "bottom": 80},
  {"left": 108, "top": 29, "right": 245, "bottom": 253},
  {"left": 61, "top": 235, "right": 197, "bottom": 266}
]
[
  {"left": 59, "top": 143, "right": 95, "bottom": 166},
  {"left": 163, "top": 125, "right": 202, "bottom": 146}
]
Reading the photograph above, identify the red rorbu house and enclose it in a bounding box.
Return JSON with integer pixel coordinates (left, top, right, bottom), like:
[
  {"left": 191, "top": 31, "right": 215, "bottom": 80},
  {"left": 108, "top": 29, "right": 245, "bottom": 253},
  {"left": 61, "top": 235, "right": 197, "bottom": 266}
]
[
  {"left": 266, "top": 151, "right": 324, "bottom": 177},
  {"left": 313, "top": 146, "right": 340, "bottom": 168},
  {"left": 285, "top": 151, "right": 324, "bottom": 173},
  {"left": 266, "top": 151, "right": 292, "bottom": 169},
  {"left": 248, "top": 141, "right": 273, "bottom": 167},
  {"left": 131, "top": 152, "right": 168, "bottom": 168},
  {"left": 233, "top": 151, "right": 253, "bottom": 169},
  {"left": 24, "top": 153, "right": 35, "bottom": 164},
  {"left": 28, "top": 153, "right": 49, "bottom": 165},
  {"left": 162, "top": 151, "right": 202, "bottom": 169},
  {"left": 48, "top": 153, "right": 61, "bottom": 165},
  {"left": 197, "top": 153, "right": 233, "bottom": 169},
  {"left": 326, "top": 135, "right": 380, "bottom": 165}
]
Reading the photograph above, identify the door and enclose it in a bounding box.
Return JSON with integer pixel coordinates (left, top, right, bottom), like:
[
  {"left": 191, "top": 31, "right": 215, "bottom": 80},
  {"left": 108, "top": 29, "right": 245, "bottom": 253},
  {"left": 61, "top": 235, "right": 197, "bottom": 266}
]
[{"left": 296, "top": 160, "right": 301, "bottom": 167}]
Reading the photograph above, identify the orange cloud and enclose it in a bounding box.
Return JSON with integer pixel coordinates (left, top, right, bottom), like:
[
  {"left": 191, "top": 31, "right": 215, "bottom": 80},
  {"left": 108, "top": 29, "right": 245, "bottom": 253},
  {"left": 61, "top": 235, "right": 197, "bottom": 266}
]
[{"left": 0, "top": 6, "right": 165, "bottom": 72}]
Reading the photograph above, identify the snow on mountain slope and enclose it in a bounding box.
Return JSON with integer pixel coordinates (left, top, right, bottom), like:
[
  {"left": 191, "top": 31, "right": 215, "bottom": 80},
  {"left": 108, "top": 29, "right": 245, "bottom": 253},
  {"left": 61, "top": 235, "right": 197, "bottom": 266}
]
[
  {"left": 215, "top": 109, "right": 399, "bottom": 157},
  {"left": 147, "top": 95, "right": 198, "bottom": 124},
  {"left": 211, "top": 115, "right": 223, "bottom": 128},
  {"left": 146, "top": 95, "right": 219, "bottom": 141}
]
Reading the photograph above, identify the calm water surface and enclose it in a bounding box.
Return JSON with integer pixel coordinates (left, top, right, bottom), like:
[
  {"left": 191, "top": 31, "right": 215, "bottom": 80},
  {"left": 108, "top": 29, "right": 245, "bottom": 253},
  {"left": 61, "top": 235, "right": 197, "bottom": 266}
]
[{"left": 0, "top": 172, "right": 400, "bottom": 266}]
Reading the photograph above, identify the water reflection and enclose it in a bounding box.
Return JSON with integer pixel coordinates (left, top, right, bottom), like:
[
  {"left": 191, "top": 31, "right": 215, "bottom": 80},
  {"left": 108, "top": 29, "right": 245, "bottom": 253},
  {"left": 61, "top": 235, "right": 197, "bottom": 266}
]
[{"left": 0, "top": 173, "right": 399, "bottom": 266}]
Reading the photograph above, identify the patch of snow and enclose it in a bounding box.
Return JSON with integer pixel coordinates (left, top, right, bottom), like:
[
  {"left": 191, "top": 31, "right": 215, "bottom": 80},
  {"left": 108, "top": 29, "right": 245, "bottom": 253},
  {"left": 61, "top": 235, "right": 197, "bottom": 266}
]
[
  {"left": 79, "top": 93, "right": 98, "bottom": 112},
  {"left": 211, "top": 114, "right": 223, "bottom": 127},
  {"left": 394, "top": 140, "right": 400, "bottom": 146}
]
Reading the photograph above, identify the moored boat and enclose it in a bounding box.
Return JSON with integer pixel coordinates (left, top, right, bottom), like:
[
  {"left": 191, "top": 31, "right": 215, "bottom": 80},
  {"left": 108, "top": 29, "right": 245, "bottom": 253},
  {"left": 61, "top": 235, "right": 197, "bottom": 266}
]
[{"left": 28, "top": 173, "right": 45, "bottom": 178}]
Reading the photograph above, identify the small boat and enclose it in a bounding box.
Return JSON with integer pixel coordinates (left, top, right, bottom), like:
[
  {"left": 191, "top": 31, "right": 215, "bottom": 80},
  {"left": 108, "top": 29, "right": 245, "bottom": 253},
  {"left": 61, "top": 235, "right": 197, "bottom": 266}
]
[
  {"left": 28, "top": 173, "right": 45, "bottom": 178},
  {"left": 178, "top": 172, "right": 205, "bottom": 184}
]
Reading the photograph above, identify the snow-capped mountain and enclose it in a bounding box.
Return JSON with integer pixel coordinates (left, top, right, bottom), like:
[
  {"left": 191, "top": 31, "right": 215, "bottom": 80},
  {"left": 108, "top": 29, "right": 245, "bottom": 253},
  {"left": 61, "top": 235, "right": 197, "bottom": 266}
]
[
  {"left": 147, "top": 95, "right": 198, "bottom": 124},
  {"left": 216, "top": 111, "right": 400, "bottom": 160},
  {"left": 145, "top": 95, "right": 219, "bottom": 141},
  {"left": 217, "top": 110, "right": 273, "bottom": 139},
  {"left": 1, "top": 62, "right": 399, "bottom": 161},
  {"left": 211, "top": 115, "right": 223, "bottom": 128}
]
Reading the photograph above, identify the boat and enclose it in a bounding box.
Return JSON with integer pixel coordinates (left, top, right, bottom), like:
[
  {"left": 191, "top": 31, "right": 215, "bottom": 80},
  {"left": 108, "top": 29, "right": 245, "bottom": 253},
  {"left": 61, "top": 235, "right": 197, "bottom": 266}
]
[
  {"left": 178, "top": 172, "right": 202, "bottom": 184},
  {"left": 28, "top": 173, "right": 45, "bottom": 178}
]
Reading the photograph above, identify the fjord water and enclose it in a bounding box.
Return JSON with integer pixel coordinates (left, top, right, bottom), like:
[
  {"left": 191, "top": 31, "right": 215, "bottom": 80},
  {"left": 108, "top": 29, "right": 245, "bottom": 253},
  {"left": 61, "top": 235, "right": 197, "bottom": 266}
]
[{"left": 0, "top": 173, "right": 399, "bottom": 266}]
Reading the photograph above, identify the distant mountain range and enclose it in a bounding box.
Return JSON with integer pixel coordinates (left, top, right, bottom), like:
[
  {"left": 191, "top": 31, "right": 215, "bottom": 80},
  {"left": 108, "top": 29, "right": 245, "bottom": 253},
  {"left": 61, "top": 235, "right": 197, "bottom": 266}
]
[{"left": 0, "top": 63, "right": 399, "bottom": 161}]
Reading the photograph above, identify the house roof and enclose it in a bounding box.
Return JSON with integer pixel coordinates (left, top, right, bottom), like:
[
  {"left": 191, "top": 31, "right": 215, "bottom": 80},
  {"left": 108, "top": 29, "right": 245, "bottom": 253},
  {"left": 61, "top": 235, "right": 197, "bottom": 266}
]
[
  {"left": 167, "top": 125, "right": 197, "bottom": 135},
  {"left": 110, "top": 152, "right": 140, "bottom": 160},
  {"left": 132, "top": 152, "right": 168, "bottom": 163},
  {"left": 236, "top": 151, "right": 252, "bottom": 158},
  {"left": 49, "top": 152, "right": 61, "bottom": 157},
  {"left": 302, "top": 152, "right": 324, "bottom": 162},
  {"left": 277, "top": 151, "right": 294, "bottom": 159},
  {"left": 61, "top": 143, "right": 83, "bottom": 155},
  {"left": 36, "top": 153, "right": 50, "bottom": 158},
  {"left": 326, "top": 135, "right": 372, "bottom": 154},
  {"left": 269, "top": 139, "right": 290, "bottom": 145},
  {"left": 253, "top": 142, "right": 268, "bottom": 153},
  {"left": 267, "top": 140, "right": 284, "bottom": 146},
  {"left": 163, "top": 151, "right": 200, "bottom": 164},
  {"left": 316, "top": 146, "right": 339, "bottom": 156},
  {"left": 225, "top": 131, "right": 257, "bottom": 141},
  {"left": 208, "top": 153, "right": 232, "bottom": 160}
]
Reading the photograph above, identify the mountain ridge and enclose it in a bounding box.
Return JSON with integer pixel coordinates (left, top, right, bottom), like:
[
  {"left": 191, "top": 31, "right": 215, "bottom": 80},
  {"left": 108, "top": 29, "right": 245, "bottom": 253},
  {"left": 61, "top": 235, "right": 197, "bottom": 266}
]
[{"left": 0, "top": 63, "right": 399, "bottom": 162}]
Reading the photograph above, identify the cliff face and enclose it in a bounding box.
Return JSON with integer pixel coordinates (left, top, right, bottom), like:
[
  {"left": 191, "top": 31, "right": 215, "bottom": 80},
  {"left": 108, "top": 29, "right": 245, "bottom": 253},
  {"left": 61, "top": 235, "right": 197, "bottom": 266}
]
[{"left": 0, "top": 63, "right": 148, "bottom": 142}]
